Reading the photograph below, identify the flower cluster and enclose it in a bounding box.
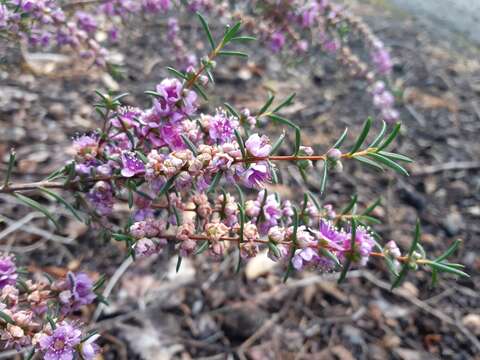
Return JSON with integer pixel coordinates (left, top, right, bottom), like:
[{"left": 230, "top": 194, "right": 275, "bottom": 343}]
[{"left": 0, "top": 254, "right": 99, "bottom": 358}]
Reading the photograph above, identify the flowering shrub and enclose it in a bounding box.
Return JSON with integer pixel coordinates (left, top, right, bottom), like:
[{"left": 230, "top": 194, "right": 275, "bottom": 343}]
[
  {"left": 0, "top": 254, "right": 101, "bottom": 358},
  {"left": 0, "top": 0, "right": 397, "bottom": 121},
  {"left": 0, "top": 4, "right": 468, "bottom": 359}
]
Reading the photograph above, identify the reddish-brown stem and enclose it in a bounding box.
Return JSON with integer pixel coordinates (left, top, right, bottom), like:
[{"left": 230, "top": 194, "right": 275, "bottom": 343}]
[{"left": 0, "top": 149, "right": 374, "bottom": 193}]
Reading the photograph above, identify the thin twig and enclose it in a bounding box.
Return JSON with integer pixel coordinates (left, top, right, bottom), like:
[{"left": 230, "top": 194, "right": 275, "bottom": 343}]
[
  {"left": 92, "top": 256, "right": 134, "bottom": 322},
  {"left": 412, "top": 161, "right": 480, "bottom": 176}
]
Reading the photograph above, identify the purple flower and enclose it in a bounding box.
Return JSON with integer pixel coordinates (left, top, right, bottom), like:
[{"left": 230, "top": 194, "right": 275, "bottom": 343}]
[
  {"left": 300, "top": 3, "right": 319, "bottom": 28},
  {"left": 156, "top": 78, "right": 182, "bottom": 104},
  {"left": 87, "top": 181, "right": 113, "bottom": 216},
  {"left": 73, "top": 134, "right": 98, "bottom": 161},
  {"left": 37, "top": 322, "right": 82, "bottom": 360},
  {"left": 76, "top": 11, "right": 97, "bottom": 33},
  {"left": 111, "top": 106, "right": 142, "bottom": 129},
  {"left": 121, "top": 151, "right": 145, "bottom": 177},
  {"left": 79, "top": 334, "right": 100, "bottom": 360},
  {"left": 342, "top": 226, "right": 375, "bottom": 265},
  {"left": 243, "top": 163, "right": 270, "bottom": 188},
  {"left": 134, "top": 238, "right": 167, "bottom": 258},
  {"left": 270, "top": 31, "right": 286, "bottom": 53},
  {"left": 245, "top": 133, "right": 271, "bottom": 158},
  {"left": 292, "top": 247, "right": 319, "bottom": 270},
  {"left": 206, "top": 111, "right": 239, "bottom": 144},
  {"left": 142, "top": 0, "right": 170, "bottom": 12},
  {"left": 60, "top": 272, "right": 96, "bottom": 313},
  {"left": 0, "top": 254, "right": 17, "bottom": 289},
  {"left": 371, "top": 46, "right": 393, "bottom": 75}
]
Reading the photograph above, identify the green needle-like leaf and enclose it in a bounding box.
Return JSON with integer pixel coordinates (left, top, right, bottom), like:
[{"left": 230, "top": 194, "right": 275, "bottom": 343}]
[
  {"left": 377, "top": 122, "right": 401, "bottom": 151},
  {"left": 218, "top": 50, "right": 249, "bottom": 58},
  {"left": 39, "top": 187, "right": 83, "bottom": 222},
  {"left": 332, "top": 128, "right": 348, "bottom": 149},
  {"left": 349, "top": 117, "right": 372, "bottom": 155},
  {"left": 369, "top": 120, "right": 387, "bottom": 147},
  {"left": 180, "top": 135, "right": 198, "bottom": 156},
  {"left": 367, "top": 153, "right": 409, "bottom": 176},
  {"left": 14, "top": 193, "right": 59, "bottom": 229},
  {"left": 197, "top": 12, "right": 216, "bottom": 50}
]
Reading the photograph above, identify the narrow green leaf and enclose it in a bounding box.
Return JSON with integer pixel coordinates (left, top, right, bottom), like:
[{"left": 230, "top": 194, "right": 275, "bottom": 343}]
[
  {"left": 222, "top": 21, "right": 242, "bottom": 44},
  {"left": 354, "top": 156, "right": 385, "bottom": 172},
  {"left": 166, "top": 66, "right": 188, "bottom": 80},
  {"left": 176, "top": 256, "right": 183, "bottom": 273},
  {"left": 270, "top": 131, "right": 286, "bottom": 155},
  {"left": 135, "top": 151, "right": 148, "bottom": 164},
  {"left": 384, "top": 255, "right": 400, "bottom": 277},
  {"left": 355, "top": 215, "right": 382, "bottom": 225},
  {"left": 369, "top": 120, "right": 387, "bottom": 147},
  {"left": 25, "top": 348, "right": 36, "bottom": 360},
  {"left": 231, "top": 35, "right": 256, "bottom": 42},
  {"left": 193, "top": 83, "right": 208, "bottom": 100},
  {"left": 377, "top": 122, "right": 401, "bottom": 151},
  {"left": 14, "top": 193, "right": 59, "bottom": 229},
  {"left": 112, "top": 233, "right": 133, "bottom": 242},
  {"left": 0, "top": 310, "right": 14, "bottom": 324},
  {"left": 307, "top": 191, "right": 322, "bottom": 211},
  {"left": 338, "top": 218, "right": 356, "bottom": 283},
  {"left": 4, "top": 149, "right": 15, "bottom": 187},
  {"left": 218, "top": 50, "right": 249, "bottom": 58},
  {"left": 409, "top": 220, "right": 421, "bottom": 257},
  {"left": 349, "top": 117, "right": 372, "bottom": 155},
  {"left": 93, "top": 274, "right": 106, "bottom": 292},
  {"left": 332, "top": 128, "right": 348, "bottom": 149},
  {"left": 427, "top": 261, "right": 470, "bottom": 278},
  {"left": 377, "top": 151, "right": 413, "bottom": 163},
  {"left": 194, "top": 240, "right": 210, "bottom": 255},
  {"left": 207, "top": 171, "right": 223, "bottom": 194},
  {"left": 112, "top": 92, "right": 129, "bottom": 102},
  {"left": 319, "top": 248, "right": 341, "bottom": 268},
  {"left": 197, "top": 12, "right": 216, "bottom": 50},
  {"left": 144, "top": 90, "right": 162, "bottom": 97},
  {"left": 435, "top": 239, "right": 462, "bottom": 263},
  {"left": 234, "top": 183, "right": 245, "bottom": 206},
  {"left": 267, "top": 241, "right": 281, "bottom": 258},
  {"left": 319, "top": 163, "right": 328, "bottom": 196},
  {"left": 367, "top": 153, "right": 409, "bottom": 176},
  {"left": 362, "top": 197, "right": 382, "bottom": 215},
  {"left": 39, "top": 187, "right": 83, "bottom": 222},
  {"left": 236, "top": 205, "right": 245, "bottom": 273},
  {"left": 267, "top": 114, "right": 301, "bottom": 155},
  {"left": 158, "top": 176, "right": 177, "bottom": 197},
  {"left": 180, "top": 135, "right": 198, "bottom": 156},
  {"left": 391, "top": 263, "right": 410, "bottom": 289},
  {"left": 272, "top": 93, "right": 296, "bottom": 113},
  {"left": 258, "top": 93, "right": 275, "bottom": 115},
  {"left": 206, "top": 69, "right": 215, "bottom": 84},
  {"left": 224, "top": 102, "right": 240, "bottom": 119},
  {"left": 341, "top": 195, "right": 358, "bottom": 215},
  {"left": 283, "top": 207, "right": 299, "bottom": 283}
]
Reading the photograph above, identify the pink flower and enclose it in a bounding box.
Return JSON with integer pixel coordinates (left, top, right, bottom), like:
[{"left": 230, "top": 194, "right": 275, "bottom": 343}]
[
  {"left": 121, "top": 151, "right": 145, "bottom": 177},
  {"left": 156, "top": 78, "right": 182, "bottom": 104},
  {"left": 270, "top": 31, "right": 286, "bottom": 53},
  {"left": 245, "top": 133, "right": 271, "bottom": 158},
  {"left": 243, "top": 163, "right": 270, "bottom": 188}
]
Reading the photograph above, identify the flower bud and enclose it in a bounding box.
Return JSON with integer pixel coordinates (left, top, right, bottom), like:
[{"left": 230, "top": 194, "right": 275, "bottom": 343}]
[{"left": 326, "top": 148, "right": 342, "bottom": 161}]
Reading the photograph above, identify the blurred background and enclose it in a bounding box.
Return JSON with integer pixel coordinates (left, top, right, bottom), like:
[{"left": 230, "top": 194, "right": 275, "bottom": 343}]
[{"left": 0, "top": 0, "right": 479, "bottom": 359}]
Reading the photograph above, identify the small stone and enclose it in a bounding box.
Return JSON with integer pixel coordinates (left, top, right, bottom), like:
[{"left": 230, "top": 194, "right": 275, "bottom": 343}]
[
  {"left": 48, "top": 103, "right": 66, "bottom": 120},
  {"left": 462, "top": 314, "right": 480, "bottom": 335},
  {"left": 443, "top": 212, "right": 464, "bottom": 236},
  {"left": 221, "top": 305, "right": 268, "bottom": 339}
]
